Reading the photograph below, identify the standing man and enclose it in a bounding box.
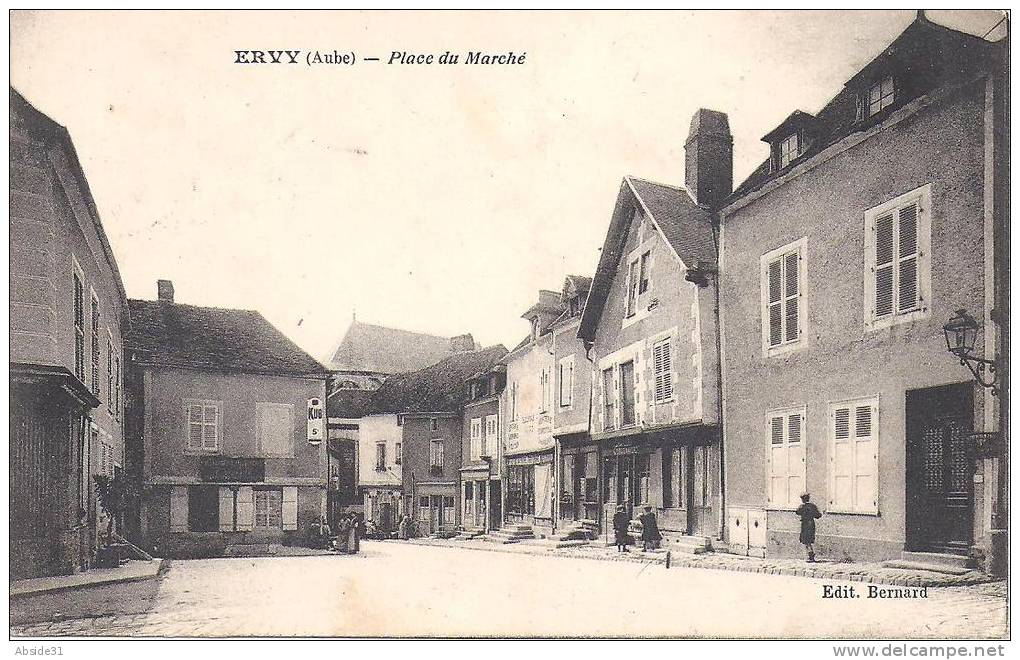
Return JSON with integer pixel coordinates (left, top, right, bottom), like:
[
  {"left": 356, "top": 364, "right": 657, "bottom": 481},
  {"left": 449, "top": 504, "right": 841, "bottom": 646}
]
[{"left": 639, "top": 505, "right": 662, "bottom": 552}]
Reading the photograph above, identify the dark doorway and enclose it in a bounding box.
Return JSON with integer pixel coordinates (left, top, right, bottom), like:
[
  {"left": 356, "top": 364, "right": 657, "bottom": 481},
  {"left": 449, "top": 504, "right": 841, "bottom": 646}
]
[
  {"left": 906, "top": 383, "right": 975, "bottom": 555},
  {"left": 687, "top": 445, "right": 712, "bottom": 536},
  {"left": 187, "top": 485, "right": 220, "bottom": 532}
]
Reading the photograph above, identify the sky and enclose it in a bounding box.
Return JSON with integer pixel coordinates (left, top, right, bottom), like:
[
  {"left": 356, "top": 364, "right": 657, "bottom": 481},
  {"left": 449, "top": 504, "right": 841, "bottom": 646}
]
[{"left": 10, "top": 10, "right": 1006, "bottom": 363}]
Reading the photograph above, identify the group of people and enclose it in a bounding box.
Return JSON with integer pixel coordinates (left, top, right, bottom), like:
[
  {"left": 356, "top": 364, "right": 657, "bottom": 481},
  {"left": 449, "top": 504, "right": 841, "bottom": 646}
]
[
  {"left": 314, "top": 514, "right": 365, "bottom": 554},
  {"left": 611, "top": 493, "right": 823, "bottom": 562}
]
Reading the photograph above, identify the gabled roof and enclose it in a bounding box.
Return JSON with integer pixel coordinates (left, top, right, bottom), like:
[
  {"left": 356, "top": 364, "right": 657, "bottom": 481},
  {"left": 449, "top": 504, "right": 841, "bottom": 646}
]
[
  {"left": 370, "top": 345, "right": 508, "bottom": 414},
  {"left": 578, "top": 176, "right": 716, "bottom": 341},
  {"left": 127, "top": 299, "right": 328, "bottom": 377},
  {"left": 11, "top": 88, "right": 129, "bottom": 327},
  {"left": 326, "top": 320, "right": 472, "bottom": 374},
  {"left": 729, "top": 12, "right": 1003, "bottom": 203}
]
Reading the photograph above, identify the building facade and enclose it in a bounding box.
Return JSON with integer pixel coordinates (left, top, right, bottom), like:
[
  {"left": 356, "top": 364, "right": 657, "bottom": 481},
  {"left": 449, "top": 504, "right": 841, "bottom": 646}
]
[
  {"left": 578, "top": 156, "right": 725, "bottom": 543},
  {"left": 10, "top": 89, "right": 129, "bottom": 578},
  {"left": 501, "top": 291, "right": 565, "bottom": 537},
  {"left": 461, "top": 364, "right": 505, "bottom": 532},
  {"left": 127, "top": 281, "right": 329, "bottom": 557},
  {"left": 719, "top": 14, "right": 1007, "bottom": 567}
]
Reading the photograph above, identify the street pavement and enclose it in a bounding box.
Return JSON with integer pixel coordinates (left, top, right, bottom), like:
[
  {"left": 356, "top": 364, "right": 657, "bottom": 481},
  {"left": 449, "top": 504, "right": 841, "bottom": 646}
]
[{"left": 10, "top": 541, "right": 1008, "bottom": 638}]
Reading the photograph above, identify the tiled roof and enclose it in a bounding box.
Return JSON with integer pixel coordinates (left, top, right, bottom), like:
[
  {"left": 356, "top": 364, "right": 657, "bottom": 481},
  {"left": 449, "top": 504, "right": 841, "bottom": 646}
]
[
  {"left": 728, "top": 14, "right": 1002, "bottom": 203},
  {"left": 577, "top": 176, "right": 716, "bottom": 341},
  {"left": 127, "top": 299, "right": 328, "bottom": 377},
  {"left": 326, "top": 320, "right": 471, "bottom": 374},
  {"left": 370, "top": 345, "right": 508, "bottom": 414}
]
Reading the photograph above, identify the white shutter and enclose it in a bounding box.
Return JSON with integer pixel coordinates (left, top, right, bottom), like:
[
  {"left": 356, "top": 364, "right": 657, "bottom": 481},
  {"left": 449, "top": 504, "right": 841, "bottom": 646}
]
[
  {"left": 767, "top": 415, "right": 786, "bottom": 507},
  {"left": 170, "top": 486, "right": 189, "bottom": 532},
  {"left": 219, "top": 487, "right": 235, "bottom": 532},
  {"left": 188, "top": 405, "right": 203, "bottom": 449},
  {"left": 202, "top": 404, "right": 218, "bottom": 450},
  {"left": 236, "top": 486, "right": 254, "bottom": 531},
  {"left": 852, "top": 403, "right": 879, "bottom": 514},
  {"left": 786, "top": 412, "right": 805, "bottom": 508},
  {"left": 282, "top": 486, "right": 298, "bottom": 531}
]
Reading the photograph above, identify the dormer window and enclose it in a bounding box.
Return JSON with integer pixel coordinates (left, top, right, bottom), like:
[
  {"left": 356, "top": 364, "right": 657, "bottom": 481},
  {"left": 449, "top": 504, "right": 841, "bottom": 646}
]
[
  {"left": 530, "top": 316, "right": 539, "bottom": 341},
  {"left": 779, "top": 133, "right": 801, "bottom": 169},
  {"left": 866, "top": 76, "right": 895, "bottom": 117}
]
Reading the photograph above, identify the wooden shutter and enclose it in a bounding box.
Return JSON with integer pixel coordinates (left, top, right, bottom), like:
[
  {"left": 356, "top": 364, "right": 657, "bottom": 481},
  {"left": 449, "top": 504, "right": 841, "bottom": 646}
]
[
  {"left": 653, "top": 340, "right": 673, "bottom": 402},
  {"left": 830, "top": 406, "right": 854, "bottom": 511},
  {"left": 219, "top": 487, "right": 235, "bottom": 532},
  {"left": 202, "top": 404, "right": 218, "bottom": 450},
  {"left": 874, "top": 213, "right": 895, "bottom": 317},
  {"left": 282, "top": 486, "right": 298, "bottom": 531},
  {"left": 236, "top": 486, "right": 254, "bottom": 531},
  {"left": 897, "top": 202, "right": 919, "bottom": 313},
  {"left": 784, "top": 251, "right": 800, "bottom": 342},
  {"left": 170, "top": 486, "right": 188, "bottom": 532},
  {"left": 188, "top": 405, "right": 204, "bottom": 449},
  {"left": 852, "top": 403, "right": 878, "bottom": 514},
  {"left": 767, "top": 259, "right": 783, "bottom": 346},
  {"left": 787, "top": 412, "right": 805, "bottom": 506},
  {"left": 767, "top": 415, "right": 786, "bottom": 507}
]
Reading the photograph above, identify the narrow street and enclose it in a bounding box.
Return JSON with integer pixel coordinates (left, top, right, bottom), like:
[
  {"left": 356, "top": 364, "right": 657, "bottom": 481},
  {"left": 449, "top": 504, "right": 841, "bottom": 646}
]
[{"left": 11, "top": 541, "right": 1007, "bottom": 639}]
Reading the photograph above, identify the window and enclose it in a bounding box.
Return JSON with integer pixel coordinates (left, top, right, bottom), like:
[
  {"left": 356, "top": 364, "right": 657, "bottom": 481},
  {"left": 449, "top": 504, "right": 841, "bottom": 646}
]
[
  {"left": 254, "top": 489, "right": 283, "bottom": 528},
  {"left": 395, "top": 442, "right": 402, "bottom": 465},
  {"left": 828, "top": 397, "right": 879, "bottom": 515},
  {"left": 106, "top": 337, "right": 114, "bottom": 411},
  {"left": 90, "top": 293, "right": 101, "bottom": 397},
  {"left": 652, "top": 339, "right": 673, "bottom": 402},
  {"left": 186, "top": 400, "right": 220, "bottom": 451},
  {"left": 187, "top": 485, "right": 219, "bottom": 532},
  {"left": 779, "top": 132, "right": 801, "bottom": 168},
  {"left": 396, "top": 416, "right": 403, "bottom": 427},
  {"left": 430, "top": 418, "right": 439, "bottom": 432},
  {"left": 761, "top": 238, "right": 806, "bottom": 353},
  {"left": 558, "top": 356, "right": 574, "bottom": 407},
  {"left": 470, "top": 418, "right": 483, "bottom": 460},
  {"left": 484, "top": 415, "right": 497, "bottom": 457},
  {"left": 375, "top": 442, "right": 386, "bottom": 470},
  {"left": 619, "top": 360, "right": 636, "bottom": 427},
  {"left": 635, "top": 453, "right": 650, "bottom": 505},
  {"left": 256, "top": 402, "right": 293, "bottom": 457},
  {"left": 626, "top": 260, "right": 640, "bottom": 317},
  {"left": 429, "top": 440, "right": 444, "bottom": 470},
  {"left": 602, "top": 368, "right": 615, "bottom": 431},
  {"left": 866, "top": 76, "right": 895, "bottom": 117},
  {"left": 113, "top": 356, "right": 121, "bottom": 419},
  {"left": 865, "top": 185, "right": 930, "bottom": 329},
  {"left": 507, "top": 465, "right": 535, "bottom": 515},
  {"left": 638, "top": 251, "right": 651, "bottom": 294},
  {"left": 510, "top": 381, "right": 518, "bottom": 421},
  {"left": 766, "top": 407, "right": 806, "bottom": 510},
  {"left": 73, "top": 267, "right": 85, "bottom": 381}
]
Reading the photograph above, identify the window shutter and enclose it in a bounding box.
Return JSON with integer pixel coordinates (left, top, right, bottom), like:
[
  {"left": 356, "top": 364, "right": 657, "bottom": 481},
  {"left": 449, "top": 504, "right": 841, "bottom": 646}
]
[
  {"left": 852, "top": 404, "right": 878, "bottom": 513},
  {"left": 830, "top": 406, "right": 854, "bottom": 510},
  {"left": 768, "top": 259, "right": 783, "bottom": 346},
  {"left": 874, "top": 213, "right": 895, "bottom": 317},
  {"left": 768, "top": 415, "right": 786, "bottom": 507},
  {"left": 282, "top": 486, "right": 298, "bottom": 531},
  {"left": 784, "top": 252, "right": 799, "bottom": 342},
  {"left": 787, "top": 413, "right": 805, "bottom": 507},
  {"left": 170, "top": 486, "right": 188, "bottom": 532},
  {"left": 219, "top": 487, "right": 235, "bottom": 532},
  {"left": 203, "top": 404, "right": 218, "bottom": 450},
  {"left": 236, "top": 486, "right": 254, "bottom": 531},
  {"left": 897, "top": 202, "right": 919, "bottom": 312},
  {"left": 188, "top": 405, "right": 203, "bottom": 449}
]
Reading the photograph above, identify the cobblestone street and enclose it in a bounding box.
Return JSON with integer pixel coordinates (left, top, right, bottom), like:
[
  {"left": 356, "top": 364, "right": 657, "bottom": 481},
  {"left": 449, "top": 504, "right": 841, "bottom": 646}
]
[{"left": 10, "top": 541, "right": 1008, "bottom": 638}]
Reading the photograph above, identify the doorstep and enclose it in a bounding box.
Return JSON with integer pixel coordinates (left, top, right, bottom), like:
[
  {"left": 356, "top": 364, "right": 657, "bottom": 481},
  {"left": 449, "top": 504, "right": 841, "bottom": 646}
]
[
  {"left": 10, "top": 559, "right": 167, "bottom": 598},
  {"left": 394, "top": 537, "right": 997, "bottom": 588}
]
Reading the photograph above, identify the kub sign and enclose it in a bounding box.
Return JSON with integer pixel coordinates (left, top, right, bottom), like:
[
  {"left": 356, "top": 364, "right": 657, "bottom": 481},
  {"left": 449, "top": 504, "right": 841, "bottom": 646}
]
[{"left": 307, "top": 398, "right": 324, "bottom": 444}]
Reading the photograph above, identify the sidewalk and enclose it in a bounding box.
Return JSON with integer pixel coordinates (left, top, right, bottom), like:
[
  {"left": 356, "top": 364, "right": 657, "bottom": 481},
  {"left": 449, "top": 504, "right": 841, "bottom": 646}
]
[
  {"left": 10, "top": 559, "right": 166, "bottom": 598},
  {"left": 396, "top": 537, "right": 997, "bottom": 588}
]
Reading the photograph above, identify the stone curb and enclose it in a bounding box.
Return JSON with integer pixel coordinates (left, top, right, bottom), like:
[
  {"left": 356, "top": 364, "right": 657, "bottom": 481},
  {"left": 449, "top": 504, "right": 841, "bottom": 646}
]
[
  {"left": 9, "top": 559, "right": 169, "bottom": 599},
  {"left": 395, "top": 538, "right": 995, "bottom": 588}
]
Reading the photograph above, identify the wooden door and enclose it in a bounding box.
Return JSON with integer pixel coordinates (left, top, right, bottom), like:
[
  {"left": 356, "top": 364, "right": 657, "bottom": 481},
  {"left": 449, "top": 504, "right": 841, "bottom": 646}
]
[
  {"left": 906, "top": 384, "right": 974, "bottom": 555},
  {"left": 687, "top": 445, "right": 713, "bottom": 536}
]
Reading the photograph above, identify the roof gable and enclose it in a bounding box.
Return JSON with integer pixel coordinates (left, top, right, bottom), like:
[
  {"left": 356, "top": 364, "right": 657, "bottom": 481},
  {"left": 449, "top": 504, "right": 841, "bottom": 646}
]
[
  {"left": 326, "top": 321, "right": 471, "bottom": 374},
  {"left": 577, "top": 176, "right": 716, "bottom": 341}
]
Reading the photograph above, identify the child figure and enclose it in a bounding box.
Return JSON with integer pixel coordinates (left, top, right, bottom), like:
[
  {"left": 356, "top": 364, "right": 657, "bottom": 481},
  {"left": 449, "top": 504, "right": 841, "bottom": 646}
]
[{"left": 795, "top": 492, "right": 822, "bottom": 562}]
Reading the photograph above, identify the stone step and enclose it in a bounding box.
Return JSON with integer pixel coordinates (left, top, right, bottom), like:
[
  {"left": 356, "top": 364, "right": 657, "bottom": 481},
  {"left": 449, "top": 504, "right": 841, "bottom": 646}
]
[
  {"left": 527, "top": 538, "right": 590, "bottom": 549},
  {"left": 899, "top": 551, "right": 975, "bottom": 570},
  {"left": 881, "top": 559, "right": 973, "bottom": 576},
  {"left": 482, "top": 528, "right": 536, "bottom": 544},
  {"left": 223, "top": 544, "right": 272, "bottom": 557}
]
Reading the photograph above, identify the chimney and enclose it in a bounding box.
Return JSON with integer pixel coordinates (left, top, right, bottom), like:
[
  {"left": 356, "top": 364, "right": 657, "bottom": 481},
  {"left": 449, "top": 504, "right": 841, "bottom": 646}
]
[
  {"left": 684, "top": 109, "right": 733, "bottom": 208},
  {"left": 450, "top": 333, "right": 475, "bottom": 353},
  {"left": 157, "top": 279, "right": 175, "bottom": 303}
]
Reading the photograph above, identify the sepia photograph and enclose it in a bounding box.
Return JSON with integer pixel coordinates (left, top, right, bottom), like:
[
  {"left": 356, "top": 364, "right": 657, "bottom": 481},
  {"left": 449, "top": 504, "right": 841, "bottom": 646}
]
[{"left": 7, "top": 7, "right": 1011, "bottom": 648}]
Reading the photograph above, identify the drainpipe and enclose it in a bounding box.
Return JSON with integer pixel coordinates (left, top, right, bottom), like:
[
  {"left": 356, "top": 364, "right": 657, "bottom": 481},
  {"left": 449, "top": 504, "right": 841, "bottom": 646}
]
[{"left": 711, "top": 216, "right": 727, "bottom": 542}]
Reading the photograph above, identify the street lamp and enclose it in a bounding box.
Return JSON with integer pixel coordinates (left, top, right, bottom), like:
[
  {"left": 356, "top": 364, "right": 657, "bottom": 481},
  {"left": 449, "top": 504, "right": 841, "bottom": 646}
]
[{"left": 942, "top": 309, "right": 998, "bottom": 395}]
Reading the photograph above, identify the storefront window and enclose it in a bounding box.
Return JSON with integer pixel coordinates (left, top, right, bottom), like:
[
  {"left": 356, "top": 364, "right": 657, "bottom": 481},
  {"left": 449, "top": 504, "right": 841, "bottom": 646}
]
[
  {"left": 507, "top": 465, "right": 535, "bottom": 515},
  {"left": 636, "top": 453, "right": 650, "bottom": 505},
  {"left": 254, "top": 489, "right": 282, "bottom": 529}
]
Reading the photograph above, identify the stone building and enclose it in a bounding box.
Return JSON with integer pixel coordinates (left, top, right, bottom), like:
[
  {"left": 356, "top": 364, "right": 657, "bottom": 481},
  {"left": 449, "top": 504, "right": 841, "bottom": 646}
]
[
  {"left": 10, "top": 89, "right": 129, "bottom": 578},
  {"left": 718, "top": 13, "right": 1007, "bottom": 569},
  {"left": 460, "top": 362, "right": 506, "bottom": 533},
  {"left": 126, "top": 281, "right": 330, "bottom": 557}
]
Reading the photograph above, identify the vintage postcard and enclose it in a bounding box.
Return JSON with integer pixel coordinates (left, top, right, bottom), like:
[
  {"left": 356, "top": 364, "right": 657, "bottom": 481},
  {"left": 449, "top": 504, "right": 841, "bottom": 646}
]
[{"left": 7, "top": 8, "right": 1010, "bottom": 648}]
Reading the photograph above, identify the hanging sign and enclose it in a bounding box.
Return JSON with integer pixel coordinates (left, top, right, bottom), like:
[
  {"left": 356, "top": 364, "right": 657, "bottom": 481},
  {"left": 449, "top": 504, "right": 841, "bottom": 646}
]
[{"left": 307, "top": 397, "right": 324, "bottom": 444}]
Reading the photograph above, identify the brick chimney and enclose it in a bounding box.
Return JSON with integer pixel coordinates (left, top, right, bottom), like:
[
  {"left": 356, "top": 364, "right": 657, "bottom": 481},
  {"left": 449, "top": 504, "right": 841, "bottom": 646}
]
[
  {"left": 157, "top": 279, "right": 175, "bottom": 303},
  {"left": 684, "top": 109, "right": 733, "bottom": 208},
  {"left": 450, "top": 333, "right": 475, "bottom": 353}
]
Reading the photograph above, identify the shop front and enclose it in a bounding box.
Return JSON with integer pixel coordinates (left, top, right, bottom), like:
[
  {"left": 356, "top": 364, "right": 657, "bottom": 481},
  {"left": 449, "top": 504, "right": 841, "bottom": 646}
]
[
  {"left": 460, "top": 465, "right": 499, "bottom": 531},
  {"left": 364, "top": 486, "right": 402, "bottom": 535},
  {"left": 414, "top": 483, "right": 457, "bottom": 535},
  {"left": 505, "top": 450, "right": 555, "bottom": 536},
  {"left": 558, "top": 438, "right": 600, "bottom": 531}
]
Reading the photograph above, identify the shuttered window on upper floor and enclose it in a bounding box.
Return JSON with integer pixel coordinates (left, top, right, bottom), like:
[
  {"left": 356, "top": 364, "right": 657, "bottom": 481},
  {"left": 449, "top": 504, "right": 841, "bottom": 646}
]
[
  {"left": 760, "top": 238, "right": 807, "bottom": 355},
  {"left": 652, "top": 338, "right": 673, "bottom": 402},
  {"left": 865, "top": 185, "right": 931, "bottom": 330}
]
